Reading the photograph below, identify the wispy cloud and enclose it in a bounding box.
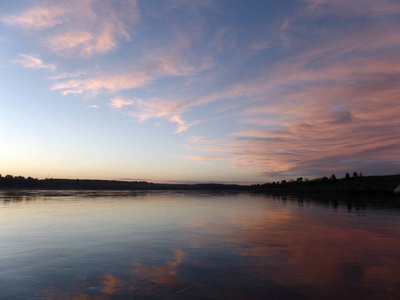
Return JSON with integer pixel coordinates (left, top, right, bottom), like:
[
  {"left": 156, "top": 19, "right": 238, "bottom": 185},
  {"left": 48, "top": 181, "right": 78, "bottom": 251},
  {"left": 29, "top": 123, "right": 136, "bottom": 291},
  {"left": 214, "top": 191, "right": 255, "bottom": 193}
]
[
  {"left": 46, "top": 0, "right": 139, "bottom": 57},
  {"left": 1, "top": 0, "right": 139, "bottom": 57},
  {"left": 169, "top": 114, "right": 196, "bottom": 133},
  {"left": 47, "top": 31, "right": 93, "bottom": 56},
  {"left": 0, "top": 4, "right": 69, "bottom": 30},
  {"left": 125, "top": 97, "right": 183, "bottom": 123},
  {"left": 14, "top": 54, "right": 57, "bottom": 71},
  {"left": 51, "top": 70, "right": 152, "bottom": 95},
  {"left": 50, "top": 36, "right": 211, "bottom": 96},
  {"left": 109, "top": 96, "right": 198, "bottom": 133},
  {"left": 181, "top": 2, "right": 400, "bottom": 179},
  {"left": 109, "top": 98, "right": 134, "bottom": 109}
]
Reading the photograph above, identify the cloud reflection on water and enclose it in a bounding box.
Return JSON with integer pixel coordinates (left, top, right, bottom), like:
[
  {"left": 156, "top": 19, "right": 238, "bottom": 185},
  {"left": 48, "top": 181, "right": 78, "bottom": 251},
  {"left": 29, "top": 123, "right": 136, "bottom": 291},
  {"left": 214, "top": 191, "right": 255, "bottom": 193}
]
[{"left": 4, "top": 192, "right": 399, "bottom": 299}]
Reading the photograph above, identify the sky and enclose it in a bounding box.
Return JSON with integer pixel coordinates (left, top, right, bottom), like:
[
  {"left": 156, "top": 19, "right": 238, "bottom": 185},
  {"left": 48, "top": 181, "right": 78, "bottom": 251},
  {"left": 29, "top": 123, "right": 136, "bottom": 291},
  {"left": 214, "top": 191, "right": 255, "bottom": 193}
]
[{"left": 0, "top": 0, "right": 399, "bottom": 184}]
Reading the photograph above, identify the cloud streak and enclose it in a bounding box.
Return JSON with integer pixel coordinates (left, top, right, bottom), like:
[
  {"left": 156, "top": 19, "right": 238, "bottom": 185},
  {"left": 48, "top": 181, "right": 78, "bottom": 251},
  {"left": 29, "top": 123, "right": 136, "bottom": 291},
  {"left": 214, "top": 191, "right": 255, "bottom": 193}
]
[
  {"left": 169, "top": 115, "right": 192, "bottom": 133},
  {"left": 14, "top": 54, "right": 57, "bottom": 71},
  {"left": 1, "top": 0, "right": 139, "bottom": 57},
  {"left": 51, "top": 70, "right": 152, "bottom": 95},
  {"left": 0, "top": 4, "right": 69, "bottom": 30},
  {"left": 109, "top": 98, "right": 134, "bottom": 109}
]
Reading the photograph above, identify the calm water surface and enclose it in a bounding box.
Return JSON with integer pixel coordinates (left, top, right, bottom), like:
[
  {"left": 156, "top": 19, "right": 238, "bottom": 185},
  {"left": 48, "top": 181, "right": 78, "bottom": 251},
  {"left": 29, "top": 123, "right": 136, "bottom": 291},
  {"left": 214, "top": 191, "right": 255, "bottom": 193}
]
[{"left": 1, "top": 190, "right": 400, "bottom": 299}]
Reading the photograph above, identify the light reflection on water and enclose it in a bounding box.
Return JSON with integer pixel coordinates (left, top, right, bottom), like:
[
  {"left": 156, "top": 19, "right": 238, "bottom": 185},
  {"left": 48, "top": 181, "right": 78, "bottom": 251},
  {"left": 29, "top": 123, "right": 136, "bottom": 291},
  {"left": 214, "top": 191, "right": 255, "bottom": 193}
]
[{"left": 1, "top": 190, "right": 400, "bottom": 299}]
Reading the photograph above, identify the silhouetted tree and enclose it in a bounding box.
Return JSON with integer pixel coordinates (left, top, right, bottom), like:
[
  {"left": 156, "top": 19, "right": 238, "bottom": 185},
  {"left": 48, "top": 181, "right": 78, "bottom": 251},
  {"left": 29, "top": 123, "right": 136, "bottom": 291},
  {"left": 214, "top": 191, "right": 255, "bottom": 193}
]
[
  {"left": 353, "top": 172, "right": 358, "bottom": 178},
  {"left": 321, "top": 176, "right": 329, "bottom": 183},
  {"left": 297, "top": 177, "right": 303, "bottom": 182},
  {"left": 345, "top": 173, "right": 350, "bottom": 180}
]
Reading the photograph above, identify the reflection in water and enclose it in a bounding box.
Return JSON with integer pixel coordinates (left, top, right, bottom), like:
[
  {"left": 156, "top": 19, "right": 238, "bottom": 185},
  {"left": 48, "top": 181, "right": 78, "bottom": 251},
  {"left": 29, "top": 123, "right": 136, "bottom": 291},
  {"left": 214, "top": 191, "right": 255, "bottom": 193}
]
[
  {"left": 101, "top": 274, "right": 125, "bottom": 295},
  {"left": 1, "top": 191, "right": 400, "bottom": 299},
  {"left": 133, "top": 249, "right": 186, "bottom": 285}
]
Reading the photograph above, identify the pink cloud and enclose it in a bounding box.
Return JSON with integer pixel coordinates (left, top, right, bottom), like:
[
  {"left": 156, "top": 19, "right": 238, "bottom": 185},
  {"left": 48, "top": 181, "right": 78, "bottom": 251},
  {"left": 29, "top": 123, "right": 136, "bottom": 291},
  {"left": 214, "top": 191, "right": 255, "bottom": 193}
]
[
  {"left": 190, "top": 100, "right": 400, "bottom": 178},
  {"left": 109, "top": 98, "right": 135, "bottom": 109},
  {"left": 193, "top": 12, "right": 399, "bottom": 178},
  {"left": 110, "top": 96, "right": 199, "bottom": 133},
  {"left": 50, "top": 31, "right": 212, "bottom": 96},
  {"left": 46, "top": 31, "right": 93, "bottom": 56},
  {"left": 46, "top": 0, "right": 138, "bottom": 57},
  {"left": 183, "top": 15, "right": 400, "bottom": 179},
  {"left": 2, "top": 0, "right": 139, "bottom": 57},
  {"left": 169, "top": 115, "right": 192, "bottom": 133},
  {"left": 51, "top": 70, "right": 152, "bottom": 95},
  {"left": 14, "top": 53, "right": 57, "bottom": 71},
  {"left": 0, "top": 4, "right": 69, "bottom": 30},
  {"left": 125, "top": 97, "right": 183, "bottom": 123}
]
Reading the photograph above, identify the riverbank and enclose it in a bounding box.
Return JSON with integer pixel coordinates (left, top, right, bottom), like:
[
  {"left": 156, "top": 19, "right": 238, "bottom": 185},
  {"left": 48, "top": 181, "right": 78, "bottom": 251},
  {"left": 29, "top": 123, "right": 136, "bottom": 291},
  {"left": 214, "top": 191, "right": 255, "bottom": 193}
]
[
  {"left": 1, "top": 174, "right": 399, "bottom": 196},
  {"left": 249, "top": 174, "right": 400, "bottom": 196}
]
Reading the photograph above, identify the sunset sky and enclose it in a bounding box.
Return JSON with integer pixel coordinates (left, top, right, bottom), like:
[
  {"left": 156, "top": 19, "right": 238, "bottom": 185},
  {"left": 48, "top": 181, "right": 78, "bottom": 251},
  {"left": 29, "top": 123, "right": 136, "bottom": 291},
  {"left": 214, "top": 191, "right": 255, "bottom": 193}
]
[{"left": 1, "top": 0, "right": 399, "bottom": 184}]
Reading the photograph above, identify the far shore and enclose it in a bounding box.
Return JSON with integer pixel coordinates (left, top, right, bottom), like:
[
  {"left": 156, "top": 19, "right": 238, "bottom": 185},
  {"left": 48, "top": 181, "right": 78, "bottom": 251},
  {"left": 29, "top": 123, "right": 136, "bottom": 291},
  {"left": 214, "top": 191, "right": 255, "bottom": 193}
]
[
  {"left": 250, "top": 174, "right": 400, "bottom": 197},
  {"left": 1, "top": 173, "right": 399, "bottom": 197}
]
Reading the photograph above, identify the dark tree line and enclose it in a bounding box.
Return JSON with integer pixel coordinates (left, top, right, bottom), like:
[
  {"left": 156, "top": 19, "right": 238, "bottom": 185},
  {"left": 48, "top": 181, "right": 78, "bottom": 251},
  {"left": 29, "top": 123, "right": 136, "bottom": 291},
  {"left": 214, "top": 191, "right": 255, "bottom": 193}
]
[
  {"left": 0, "top": 174, "right": 244, "bottom": 191},
  {"left": 345, "top": 172, "right": 363, "bottom": 179},
  {"left": 250, "top": 172, "right": 400, "bottom": 196},
  {"left": 251, "top": 171, "right": 365, "bottom": 190},
  {"left": 0, "top": 174, "right": 40, "bottom": 188}
]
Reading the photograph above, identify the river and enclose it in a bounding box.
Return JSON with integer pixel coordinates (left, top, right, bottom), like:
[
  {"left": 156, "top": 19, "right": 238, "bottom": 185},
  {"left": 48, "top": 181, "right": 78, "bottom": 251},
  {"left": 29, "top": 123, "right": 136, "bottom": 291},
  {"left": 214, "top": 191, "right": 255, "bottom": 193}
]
[{"left": 1, "top": 190, "right": 399, "bottom": 299}]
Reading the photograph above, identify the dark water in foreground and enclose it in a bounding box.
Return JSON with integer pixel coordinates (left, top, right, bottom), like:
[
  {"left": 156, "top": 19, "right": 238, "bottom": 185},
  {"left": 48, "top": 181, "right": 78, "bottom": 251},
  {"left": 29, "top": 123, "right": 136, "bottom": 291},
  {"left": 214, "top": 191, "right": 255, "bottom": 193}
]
[{"left": 1, "top": 191, "right": 400, "bottom": 300}]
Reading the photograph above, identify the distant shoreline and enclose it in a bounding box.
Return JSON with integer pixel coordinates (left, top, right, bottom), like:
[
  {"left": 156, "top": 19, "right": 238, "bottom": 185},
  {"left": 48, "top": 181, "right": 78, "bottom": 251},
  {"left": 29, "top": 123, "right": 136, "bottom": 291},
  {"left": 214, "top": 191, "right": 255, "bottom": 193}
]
[
  {"left": 1, "top": 174, "right": 399, "bottom": 196},
  {"left": 0, "top": 176, "right": 245, "bottom": 191},
  {"left": 249, "top": 174, "right": 400, "bottom": 196}
]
